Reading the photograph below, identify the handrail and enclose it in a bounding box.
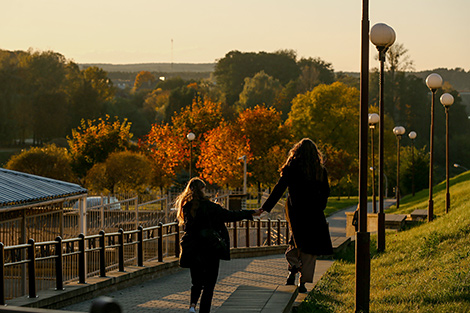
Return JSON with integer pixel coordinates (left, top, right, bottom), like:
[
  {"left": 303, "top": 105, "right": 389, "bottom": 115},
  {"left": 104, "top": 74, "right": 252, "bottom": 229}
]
[{"left": 0, "top": 218, "right": 288, "bottom": 305}]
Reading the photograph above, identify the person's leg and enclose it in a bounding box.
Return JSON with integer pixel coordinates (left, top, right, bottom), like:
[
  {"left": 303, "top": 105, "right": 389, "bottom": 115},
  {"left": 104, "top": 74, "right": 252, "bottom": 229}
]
[
  {"left": 190, "top": 265, "right": 203, "bottom": 309},
  {"left": 285, "top": 245, "right": 301, "bottom": 285},
  {"left": 198, "top": 258, "right": 220, "bottom": 313},
  {"left": 298, "top": 252, "right": 316, "bottom": 284},
  {"left": 298, "top": 252, "right": 317, "bottom": 293}
]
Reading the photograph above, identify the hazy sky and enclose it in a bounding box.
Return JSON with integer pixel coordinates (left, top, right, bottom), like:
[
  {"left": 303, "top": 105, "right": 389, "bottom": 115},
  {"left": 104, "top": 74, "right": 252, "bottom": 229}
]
[{"left": 1, "top": 0, "right": 469, "bottom": 72}]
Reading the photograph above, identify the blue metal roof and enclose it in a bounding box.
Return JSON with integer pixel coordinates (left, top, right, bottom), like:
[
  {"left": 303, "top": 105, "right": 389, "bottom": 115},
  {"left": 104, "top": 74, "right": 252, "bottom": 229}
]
[{"left": 0, "top": 168, "right": 87, "bottom": 208}]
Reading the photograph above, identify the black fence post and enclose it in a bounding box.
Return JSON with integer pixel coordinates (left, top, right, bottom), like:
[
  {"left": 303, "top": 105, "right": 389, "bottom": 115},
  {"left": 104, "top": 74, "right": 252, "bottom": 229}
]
[
  {"left": 257, "top": 220, "right": 261, "bottom": 247},
  {"left": 78, "top": 234, "right": 86, "bottom": 284},
  {"left": 277, "top": 219, "right": 281, "bottom": 245},
  {"left": 55, "top": 236, "right": 64, "bottom": 291},
  {"left": 27, "top": 238, "right": 37, "bottom": 298},
  {"left": 157, "top": 223, "right": 163, "bottom": 262},
  {"left": 233, "top": 222, "right": 238, "bottom": 248},
  {"left": 246, "top": 220, "right": 250, "bottom": 248},
  {"left": 267, "top": 219, "right": 271, "bottom": 246},
  {"left": 0, "top": 243, "right": 4, "bottom": 305},
  {"left": 99, "top": 231, "right": 106, "bottom": 277},
  {"left": 118, "top": 229, "right": 124, "bottom": 272},
  {"left": 137, "top": 226, "right": 144, "bottom": 267},
  {"left": 174, "top": 223, "right": 180, "bottom": 258}
]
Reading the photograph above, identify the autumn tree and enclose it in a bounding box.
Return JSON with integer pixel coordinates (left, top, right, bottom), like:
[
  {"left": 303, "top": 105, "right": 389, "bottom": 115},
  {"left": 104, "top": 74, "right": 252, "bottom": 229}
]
[
  {"left": 68, "top": 116, "right": 133, "bottom": 179},
  {"left": 234, "top": 105, "right": 293, "bottom": 190},
  {"left": 85, "top": 151, "right": 152, "bottom": 194},
  {"left": 133, "top": 71, "right": 156, "bottom": 91},
  {"left": 322, "top": 144, "right": 357, "bottom": 197},
  {"left": 140, "top": 124, "right": 187, "bottom": 190},
  {"left": 6, "top": 144, "right": 75, "bottom": 182},
  {"left": 198, "top": 122, "right": 251, "bottom": 187}
]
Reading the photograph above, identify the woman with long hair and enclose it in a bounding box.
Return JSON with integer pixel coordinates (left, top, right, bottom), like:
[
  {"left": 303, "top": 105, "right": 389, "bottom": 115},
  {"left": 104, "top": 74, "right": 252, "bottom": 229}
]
[
  {"left": 176, "top": 177, "right": 261, "bottom": 313},
  {"left": 260, "top": 138, "right": 333, "bottom": 293}
]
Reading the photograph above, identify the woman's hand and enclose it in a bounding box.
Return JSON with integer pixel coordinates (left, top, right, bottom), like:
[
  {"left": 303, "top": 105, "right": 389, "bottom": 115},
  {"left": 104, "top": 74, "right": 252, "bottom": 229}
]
[{"left": 252, "top": 209, "right": 264, "bottom": 216}]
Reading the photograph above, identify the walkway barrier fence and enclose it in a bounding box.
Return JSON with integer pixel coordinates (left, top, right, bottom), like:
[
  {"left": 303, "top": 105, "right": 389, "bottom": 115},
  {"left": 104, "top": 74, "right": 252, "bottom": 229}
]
[{"left": 0, "top": 218, "right": 288, "bottom": 305}]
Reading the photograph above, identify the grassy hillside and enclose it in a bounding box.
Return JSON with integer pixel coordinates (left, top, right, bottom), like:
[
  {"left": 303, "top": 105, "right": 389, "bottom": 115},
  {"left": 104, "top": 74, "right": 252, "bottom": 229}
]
[{"left": 300, "top": 171, "right": 470, "bottom": 312}]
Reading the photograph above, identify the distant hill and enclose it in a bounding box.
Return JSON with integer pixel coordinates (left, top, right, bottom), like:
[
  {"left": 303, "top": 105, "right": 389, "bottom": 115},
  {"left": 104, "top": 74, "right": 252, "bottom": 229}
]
[{"left": 79, "top": 63, "right": 215, "bottom": 73}]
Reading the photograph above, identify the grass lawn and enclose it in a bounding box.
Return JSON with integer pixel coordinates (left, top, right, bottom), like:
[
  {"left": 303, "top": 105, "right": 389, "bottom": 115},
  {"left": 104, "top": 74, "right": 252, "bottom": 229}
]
[{"left": 299, "top": 171, "right": 470, "bottom": 312}]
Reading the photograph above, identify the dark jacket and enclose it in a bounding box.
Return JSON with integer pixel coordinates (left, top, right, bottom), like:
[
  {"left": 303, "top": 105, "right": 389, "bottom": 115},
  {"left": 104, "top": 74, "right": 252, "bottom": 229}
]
[
  {"left": 261, "top": 165, "right": 333, "bottom": 256},
  {"left": 179, "top": 199, "right": 254, "bottom": 268}
]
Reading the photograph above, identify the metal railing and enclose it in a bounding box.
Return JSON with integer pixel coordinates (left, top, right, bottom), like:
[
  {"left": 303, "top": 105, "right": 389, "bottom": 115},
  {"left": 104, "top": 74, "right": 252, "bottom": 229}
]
[{"left": 0, "top": 218, "right": 288, "bottom": 304}]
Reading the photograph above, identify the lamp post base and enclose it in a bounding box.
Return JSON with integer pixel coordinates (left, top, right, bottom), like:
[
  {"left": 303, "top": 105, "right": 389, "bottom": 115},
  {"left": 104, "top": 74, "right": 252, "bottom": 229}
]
[
  {"left": 428, "top": 199, "right": 434, "bottom": 222},
  {"left": 355, "top": 231, "right": 370, "bottom": 312},
  {"left": 446, "top": 192, "right": 450, "bottom": 214},
  {"left": 377, "top": 212, "right": 385, "bottom": 252}
]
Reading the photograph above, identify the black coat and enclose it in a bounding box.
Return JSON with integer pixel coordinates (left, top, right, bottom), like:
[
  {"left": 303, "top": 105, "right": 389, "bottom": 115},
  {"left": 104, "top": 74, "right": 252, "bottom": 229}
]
[
  {"left": 261, "top": 165, "right": 333, "bottom": 256},
  {"left": 179, "top": 199, "right": 254, "bottom": 268}
]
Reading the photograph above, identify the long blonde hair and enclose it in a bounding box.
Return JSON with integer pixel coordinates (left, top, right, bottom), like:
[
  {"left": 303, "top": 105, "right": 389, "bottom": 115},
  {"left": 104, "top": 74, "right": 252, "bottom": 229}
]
[
  {"left": 176, "top": 177, "right": 207, "bottom": 225},
  {"left": 281, "top": 138, "right": 325, "bottom": 181}
]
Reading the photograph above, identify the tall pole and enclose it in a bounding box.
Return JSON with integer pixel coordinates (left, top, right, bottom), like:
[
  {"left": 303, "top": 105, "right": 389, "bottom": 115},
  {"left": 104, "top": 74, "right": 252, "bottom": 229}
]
[
  {"left": 189, "top": 141, "right": 193, "bottom": 179},
  {"left": 396, "top": 135, "right": 401, "bottom": 208},
  {"left": 355, "top": 0, "right": 370, "bottom": 310},
  {"left": 426, "top": 73, "right": 442, "bottom": 222},
  {"left": 411, "top": 139, "right": 415, "bottom": 197},
  {"left": 371, "top": 125, "right": 376, "bottom": 214},
  {"left": 370, "top": 22, "right": 395, "bottom": 254},
  {"left": 377, "top": 48, "right": 386, "bottom": 253},
  {"left": 445, "top": 106, "right": 450, "bottom": 213},
  {"left": 187, "top": 132, "right": 195, "bottom": 180},
  {"left": 428, "top": 89, "right": 437, "bottom": 222}
]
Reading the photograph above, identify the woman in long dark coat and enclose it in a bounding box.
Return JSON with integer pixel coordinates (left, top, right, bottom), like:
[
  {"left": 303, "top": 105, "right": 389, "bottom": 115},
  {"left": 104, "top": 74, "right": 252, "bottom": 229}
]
[
  {"left": 261, "top": 138, "right": 333, "bottom": 293},
  {"left": 176, "top": 177, "right": 261, "bottom": 313}
]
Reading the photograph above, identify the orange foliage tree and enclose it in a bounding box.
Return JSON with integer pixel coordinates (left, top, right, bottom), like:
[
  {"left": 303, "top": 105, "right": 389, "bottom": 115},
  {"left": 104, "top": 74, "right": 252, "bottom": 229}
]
[
  {"left": 234, "top": 105, "right": 293, "bottom": 189},
  {"left": 133, "top": 71, "right": 156, "bottom": 91},
  {"left": 171, "top": 98, "right": 224, "bottom": 177},
  {"left": 140, "top": 123, "right": 187, "bottom": 190},
  {"left": 322, "top": 144, "right": 358, "bottom": 197},
  {"left": 198, "top": 121, "right": 251, "bottom": 187}
]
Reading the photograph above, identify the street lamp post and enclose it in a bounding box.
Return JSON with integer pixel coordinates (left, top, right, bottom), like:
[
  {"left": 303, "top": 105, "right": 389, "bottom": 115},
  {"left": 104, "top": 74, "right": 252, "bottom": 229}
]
[
  {"left": 426, "top": 73, "right": 443, "bottom": 222},
  {"left": 393, "top": 126, "right": 406, "bottom": 209},
  {"left": 355, "top": 0, "right": 371, "bottom": 310},
  {"left": 187, "top": 132, "right": 195, "bottom": 179},
  {"left": 238, "top": 155, "right": 247, "bottom": 195},
  {"left": 370, "top": 22, "right": 395, "bottom": 253},
  {"left": 408, "top": 131, "right": 417, "bottom": 197},
  {"left": 441, "top": 93, "right": 454, "bottom": 213},
  {"left": 369, "top": 113, "right": 379, "bottom": 213}
]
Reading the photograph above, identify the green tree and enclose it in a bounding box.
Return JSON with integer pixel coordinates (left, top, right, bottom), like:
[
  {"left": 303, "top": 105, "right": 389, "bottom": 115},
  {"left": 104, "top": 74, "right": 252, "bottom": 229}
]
[
  {"left": 399, "top": 146, "right": 429, "bottom": 196},
  {"left": 237, "top": 71, "right": 282, "bottom": 111},
  {"left": 68, "top": 116, "right": 133, "bottom": 180},
  {"left": 85, "top": 151, "right": 152, "bottom": 194},
  {"left": 296, "top": 57, "right": 335, "bottom": 93},
  {"left": 288, "top": 82, "right": 360, "bottom": 155},
  {"left": 214, "top": 50, "right": 300, "bottom": 105},
  {"left": 5, "top": 144, "right": 75, "bottom": 182}
]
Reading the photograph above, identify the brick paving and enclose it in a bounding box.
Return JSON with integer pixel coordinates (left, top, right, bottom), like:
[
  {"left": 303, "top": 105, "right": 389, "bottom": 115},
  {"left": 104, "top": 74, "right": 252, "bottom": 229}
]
[{"left": 61, "top": 254, "right": 292, "bottom": 313}]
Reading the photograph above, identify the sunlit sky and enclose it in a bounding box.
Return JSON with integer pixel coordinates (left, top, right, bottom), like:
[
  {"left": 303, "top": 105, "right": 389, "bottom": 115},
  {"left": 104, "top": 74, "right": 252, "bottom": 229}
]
[{"left": 1, "top": 0, "right": 469, "bottom": 72}]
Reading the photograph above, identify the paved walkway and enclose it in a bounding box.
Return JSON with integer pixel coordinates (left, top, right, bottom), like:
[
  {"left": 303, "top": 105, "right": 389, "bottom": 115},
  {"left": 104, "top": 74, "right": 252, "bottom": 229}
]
[{"left": 61, "top": 200, "right": 395, "bottom": 313}]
